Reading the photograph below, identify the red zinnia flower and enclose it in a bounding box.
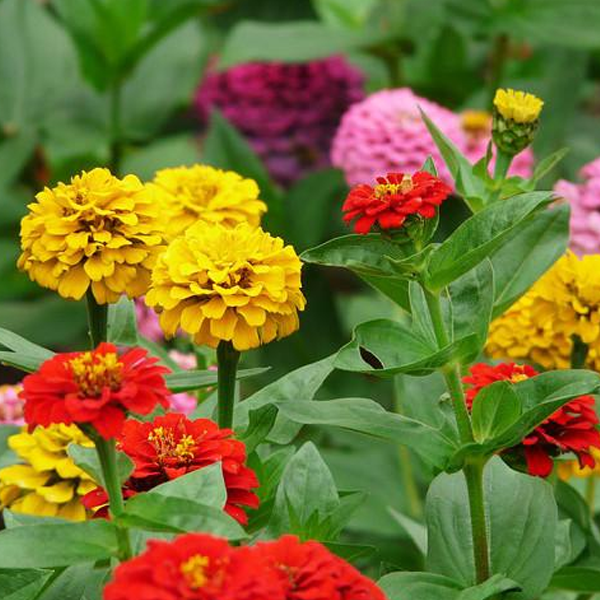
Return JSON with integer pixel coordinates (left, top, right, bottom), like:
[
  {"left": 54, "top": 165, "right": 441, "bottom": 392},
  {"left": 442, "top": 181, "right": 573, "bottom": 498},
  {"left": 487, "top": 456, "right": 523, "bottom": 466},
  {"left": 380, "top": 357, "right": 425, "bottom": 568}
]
[
  {"left": 341, "top": 171, "right": 452, "bottom": 234},
  {"left": 254, "top": 535, "right": 387, "bottom": 600},
  {"left": 103, "top": 533, "right": 281, "bottom": 600},
  {"left": 21, "top": 343, "right": 170, "bottom": 439},
  {"left": 463, "top": 362, "right": 600, "bottom": 477},
  {"left": 84, "top": 413, "right": 259, "bottom": 525}
]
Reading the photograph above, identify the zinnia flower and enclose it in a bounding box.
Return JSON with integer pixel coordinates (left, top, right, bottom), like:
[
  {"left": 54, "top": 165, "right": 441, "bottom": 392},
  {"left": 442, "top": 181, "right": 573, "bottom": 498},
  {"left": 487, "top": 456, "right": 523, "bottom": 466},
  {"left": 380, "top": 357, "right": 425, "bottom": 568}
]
[
  {"left": 83, "top": 413, "right": 259, "bottom": 525},
  {"left": 150, "top": 165, "right": 267, "bottom": 241},
  {"left": 103, "top": 533, "right": 280, "bottom": 600},
  {"left": 342, "top": 171, "right": 452, "bottom": 234},
  {"left": 463, "top": 362, "right": 600, "bottom": 477},
  {"left": 18, "top": 168, "right": 165, "bottom": 304},
  {"left": 332, "top": 88, "right": 532, "bottom": 187},
  {"left": 554, "top": 157, "right": 600, "bottom": 255},
  {"left": 558, "top": 447, "right": 600, "bottom": 480},
  {"left": 0, "top": 384, "right": 24, "bottom": 425},
  {"left": 195, "top": 57, "right": 364, "bottom": 186},
  {"left": 21, "top": 343, "right": 170, "bottom": 439},
  {"left": 145, "top": 221, "right": 306, "bottom": 351},
  {"left": 487, "top": 252, "right": 600, "bottom": 370},
  {"left": 493, "top": 89, "right": 544, "bottom": 124},
  {"left": 0, "top": 424, "right": 97, "bottom": 520}
]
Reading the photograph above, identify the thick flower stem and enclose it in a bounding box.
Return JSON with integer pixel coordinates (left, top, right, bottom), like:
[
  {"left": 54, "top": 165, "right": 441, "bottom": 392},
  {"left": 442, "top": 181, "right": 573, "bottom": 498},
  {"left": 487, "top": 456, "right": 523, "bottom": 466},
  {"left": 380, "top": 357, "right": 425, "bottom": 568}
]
[
  {"left": 95, "top": 437, "right": 132, "bottom": 561},
  {"left": 422, "top": 286, "right": 490, "bottom": 583},
  {"left": 217, "top": 341, "right": 241, "bottom": 429},
  {"left": 86, "top": 290, "right": 108, "bottom": 348},
  {"left": 493, "top": 149, "right": 513, "bottom": 182}
]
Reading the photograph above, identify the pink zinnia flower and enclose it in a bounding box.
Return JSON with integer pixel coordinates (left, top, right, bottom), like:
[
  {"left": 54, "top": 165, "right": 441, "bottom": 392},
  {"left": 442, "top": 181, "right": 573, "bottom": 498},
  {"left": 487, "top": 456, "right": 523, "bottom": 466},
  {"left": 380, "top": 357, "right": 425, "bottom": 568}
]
[{"left": 0, "top": 384, "right": 24, "bottom": 425}]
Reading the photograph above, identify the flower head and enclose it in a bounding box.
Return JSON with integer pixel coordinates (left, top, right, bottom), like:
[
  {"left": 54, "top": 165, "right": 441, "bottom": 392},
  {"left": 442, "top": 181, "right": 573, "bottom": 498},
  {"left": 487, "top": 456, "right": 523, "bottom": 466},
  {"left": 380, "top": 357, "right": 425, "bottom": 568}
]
[
  {"left": 464, "top": 362, "right": 600, "bottom": 477},
  {"left": 342, "top": 171, "right": 452, "bottom": 234},
  {"left": 151, "top": 165, "right": 267, "bottom": 241},
  {"left": 0, "top": 424, "right": 97, "bottom": 520},
  {"left": 487, "top": 252, "right": 600, "bottom": 370},
  {"left": 103, "top": 533, "right": 280, "bottom": 600},
  {"left": 18, "top": 168, "right": 165, "bottom": 304},
  {"left": 83, "top": 413, "right": 259, "bottom": 524},
  {"left": 21, "top": 343, "right": 170, "bottom": 439},
  {"left": 195, "top": 57, "right": 364, "bottom": 186},
  {"left": 145, "top": 222, "right": 306, "bottom": 351},
  {"left": 493, "top": 89, "right": 544, "bottom": 123},
  {"left": 554, "top": 157, "right": 600, "bottom": 255},
  {"left": 0, "top": 384, "right": 24, "bottom": 425}
]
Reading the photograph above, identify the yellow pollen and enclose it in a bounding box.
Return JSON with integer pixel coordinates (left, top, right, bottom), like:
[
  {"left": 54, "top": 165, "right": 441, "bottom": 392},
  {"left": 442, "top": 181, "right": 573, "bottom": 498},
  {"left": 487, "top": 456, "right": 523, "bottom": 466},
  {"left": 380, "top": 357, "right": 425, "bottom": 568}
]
[
  {"left": 510, "top": 373, "right": 529, "bottom": 383},
  {"left": 180, "top": 554, "right": 210, "bottom": 590},
  {"left": 374, "top": 175, "right": 413, "bottom": 199},
  {"left": 69, "top": 352, "right": 123, "bottom": 397},
  {"left": 147, "top": 427, "right": 196, "bottom": 463}
]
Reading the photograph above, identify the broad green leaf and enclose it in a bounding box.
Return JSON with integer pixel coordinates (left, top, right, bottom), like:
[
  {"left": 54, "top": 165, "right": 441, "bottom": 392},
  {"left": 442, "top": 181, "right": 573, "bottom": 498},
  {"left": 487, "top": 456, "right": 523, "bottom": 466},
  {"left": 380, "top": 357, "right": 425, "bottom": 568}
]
[
  {"left": 471, "top": 382, "right": 521, "bottom": 444},
  {"left": 427, "top": 457, "right": 557, "bottom": 599},
  {"left": 148, "top": 462, "right": 226, "bottom": 508},
  {"left": 0, "top": 568, "right": 54, "bottom": 600},
  {"left": 165, "top": 367, "right": 268, "bottom": 393},
  {"left": 551, "top": 566, "right": 600, "bottom": 592},
  {"left": 0, "top": 352, "right": 45, "bottom": 373},
  {"left": 424, "top": 192, "right": 554, "bottom": 291},
  {"left": 360, "top": 273, "right": 410, "bottom": 311},
  {"left": 0, "top": 328, "right": 54, "bottom": 361},
  {"left": 0, "top": 521, "right": 119, "bottom": 567},
  {"left": 106, "top": 296, "right": 138, "bottom": 346},
  {"left": 32, "top": 563, "right": 111, "bottom": 600},
  {"left": 275, "top": 397, "right": 458, "bottom": 470},
  {"left": 531, "top": 148, "right": 569, "bottom": 183},
  {"left": 121, "top": 493, "right": 246, "bottom": 539},
  {"left": 311, "top": 0, "right": 378, "bottom": 29},
  {"left": 218, "top": 20, "right": 388, "bottom": 68},
  {"left": 237, "top": 405, "right": 278, "bottom": 454},
  {"left": 388, "top": 507, "right": 428, "bottom": 555},
  {"left": 490, "top": 206, "right": 569, "bottom": 318},
  {"left": 67, "top": 444, "right": 132, "bottom": 486},
  {"left": 323, "top": 542, "right": 375, "bottom": 563}
]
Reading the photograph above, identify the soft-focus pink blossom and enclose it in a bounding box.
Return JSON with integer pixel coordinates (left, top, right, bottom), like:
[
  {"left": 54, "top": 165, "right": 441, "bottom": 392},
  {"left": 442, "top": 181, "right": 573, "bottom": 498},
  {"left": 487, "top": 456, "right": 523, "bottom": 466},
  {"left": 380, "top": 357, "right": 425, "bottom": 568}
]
[
  {"left": 135, "top": 298, "right": 163, "bottom": 342},
  {"left": 0, "top": 384, "right": 24, "bottom": 425}
]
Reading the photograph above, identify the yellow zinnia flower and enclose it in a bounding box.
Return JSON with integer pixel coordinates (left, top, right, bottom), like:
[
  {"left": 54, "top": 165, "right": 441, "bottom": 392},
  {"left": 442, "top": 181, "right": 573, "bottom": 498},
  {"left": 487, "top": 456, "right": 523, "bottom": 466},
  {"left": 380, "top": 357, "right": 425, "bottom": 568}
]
[
  {"left": 145, "top": 221, "right": 306, "bottom": 351},
  {"left": 558, "top": 448, "right": 600, "bottom": 480},
  {"left": 493, "top": 88, "right": 543, "bottom": 123},
  {"left": 487, "top": 252, "right": 600, "bottom": 370},
  {"left": 0, "top": 424, "right": 97, "bottom": 521},
  {"left": 18, "top": 168, "right": 165, "bottom": 303},
  {"left": 151, "top": 165, "right": 267, "bottom": 241}
]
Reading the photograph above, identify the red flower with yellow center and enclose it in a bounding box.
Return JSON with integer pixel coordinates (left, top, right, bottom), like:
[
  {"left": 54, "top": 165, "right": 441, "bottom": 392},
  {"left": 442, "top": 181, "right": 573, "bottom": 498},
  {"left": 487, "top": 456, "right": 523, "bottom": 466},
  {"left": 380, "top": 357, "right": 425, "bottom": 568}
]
[
  {"left": 342, "top": 171, "right": 452, "bottom": 234},
  {"left": 21, "top": 343, "right": 170, "bottom": 439},
  {"left": 463, "top": 362, "right": 600, "bottom": 477},
  {"left": 103, "top": 533, "right": 280, "bottom": 600},
  {"left": 83, "top": 413, "right": 259, "bottom": 524}
]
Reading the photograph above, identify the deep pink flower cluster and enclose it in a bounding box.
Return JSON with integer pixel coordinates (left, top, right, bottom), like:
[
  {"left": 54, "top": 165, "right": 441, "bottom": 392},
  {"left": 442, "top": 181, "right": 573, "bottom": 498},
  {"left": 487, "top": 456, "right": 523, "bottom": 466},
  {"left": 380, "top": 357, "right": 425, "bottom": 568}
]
[
  {"left": 195, "top": 57, "right": 364, "bottom": 186},
  {"left": 331, "top": 88, "right": 533, "bottom": 186},
  {"left": 554, "top": 157, "right": 600, "bottom": 255}
]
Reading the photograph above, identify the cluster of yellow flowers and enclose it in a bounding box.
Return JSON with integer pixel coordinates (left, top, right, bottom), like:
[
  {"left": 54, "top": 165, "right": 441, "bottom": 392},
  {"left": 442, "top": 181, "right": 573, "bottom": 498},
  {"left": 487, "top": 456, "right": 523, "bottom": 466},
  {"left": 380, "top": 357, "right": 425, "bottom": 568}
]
[
  {"left": 493, "top": 88, "right": 544, "bottom": 124},
  {"left": 487, "top": 251, "right": 600, "bottom": 370},
  {"left": 0, "top": 424, "right": 96, "bottom": 521},
  {"left": 18, "top": 164, "right": 305, "bottom": 351}
]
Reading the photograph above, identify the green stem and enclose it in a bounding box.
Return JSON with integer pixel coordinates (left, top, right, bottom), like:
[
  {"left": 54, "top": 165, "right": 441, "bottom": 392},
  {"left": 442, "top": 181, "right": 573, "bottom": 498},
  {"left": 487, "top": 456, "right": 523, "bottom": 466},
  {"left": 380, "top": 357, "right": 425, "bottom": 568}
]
[
  {"left": 109, "top": 79, "right": 123, "bottom": 173},
  {"left": 216, "top": 341, "right": 240, "bottom": 429},
  {"left": 586, "top": 475, "right": 597, "bottom": 515},
  {"left": 95, "top": 437, "right": 132, "bottom": 561},
  {"left": 571, "top": 335, "right": 589, "bottom": 369},
  {"left": 85, "top": 290, "right": 108, "bottom": 348},
  {"left": 493, "top": 148, "right": 512, "bottom": 182},
  {"left": 464, "top": 461, "right": 491, "bottom": 582}
]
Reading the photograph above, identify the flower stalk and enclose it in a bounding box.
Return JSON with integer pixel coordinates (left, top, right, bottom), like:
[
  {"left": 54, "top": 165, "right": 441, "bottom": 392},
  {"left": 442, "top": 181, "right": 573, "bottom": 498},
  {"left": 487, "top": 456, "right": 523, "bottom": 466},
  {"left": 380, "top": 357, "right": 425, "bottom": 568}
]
[
  {"left": 86, "top": 290, "right": 108, "bottom": 347},
  {"left": 217, "top": 341, "right": 241, "bottom": 429}
]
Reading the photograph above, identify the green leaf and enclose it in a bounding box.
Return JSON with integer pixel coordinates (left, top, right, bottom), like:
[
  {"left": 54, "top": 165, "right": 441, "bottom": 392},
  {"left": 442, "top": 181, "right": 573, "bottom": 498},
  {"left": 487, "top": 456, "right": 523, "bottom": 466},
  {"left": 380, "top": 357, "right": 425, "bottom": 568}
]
[
  {"left": 67, "top": 444, "right": 133, "bottom": 487},
  {"left": 471, "top": 382, "right": 521, "bottom": 444},
  {"left": 0, "top": 521, "right": 119, "bottom": 568},
  {"left": 311, "top": 0, "right": 378, "bottom": 29},
  {"left": 0, "top": 328, "right": 54, "bottom": 361},
  {"left": 334, "top": 318, "right": 478, "bottom": 376},
  {"left": 202, "top": 110, "right": 283, "bottom": 233},
  {"left": 218, "top": 20, "right": 388, "bottom": 68},
  {"left": 531, "top": 148, "right": 569, "bottom": 183},
  {"left": 0, "top": 424, "right": 19, "bottom": 468},
  {"left": 0, "top": 351, "right": 45, "bottom": 373},
  {"left": 424, "top": 192, "right": 554, "bottom": 291},
  {"left": 426, "top": 457, "right": 557, "bottom": 599},
  {"left": 0, "top": 568, "right": 54, "bottom": 600},
  {"left": 275, "top": 397, "right": 457, "bottom": 470},
  {"left": 388, "top": 507, "right": 428, "bottom": 555},
  {"left": 551, "top": 566, "right": 600, "bottom": 592},
  {"left": 165, "top": 367, "right": 268, "bottom": 393},
  {"left": 106, "top": 296, "right": 138, "bottom": 346},
  {"left": 490, "top": 206, "right": 569, "bottom": 318},
  {"left": 237, "top": 405, "right": 278, "bottom": 454},
  {"left": 121, "top": 494, "right": 246, "bottom": 539}
]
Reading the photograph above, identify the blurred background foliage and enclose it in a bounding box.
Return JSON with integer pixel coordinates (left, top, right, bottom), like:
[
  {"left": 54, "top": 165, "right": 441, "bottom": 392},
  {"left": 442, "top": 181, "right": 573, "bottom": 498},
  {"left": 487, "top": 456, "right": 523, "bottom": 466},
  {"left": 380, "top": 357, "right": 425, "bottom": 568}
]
[{"left": 2, "top": 0, "right": 600, "bottom": 576}]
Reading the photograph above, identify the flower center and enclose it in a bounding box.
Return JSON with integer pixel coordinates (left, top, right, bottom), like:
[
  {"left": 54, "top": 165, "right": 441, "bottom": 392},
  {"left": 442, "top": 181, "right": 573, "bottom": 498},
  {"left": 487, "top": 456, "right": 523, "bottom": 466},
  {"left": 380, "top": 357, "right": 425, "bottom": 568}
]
[
  {"left": 510, "top": 373, "right": 529, "bottom": 383},
  {"left": 147, "top": 426, "right": 196, "bottom": 464},
  {"left": 69, "top": 352, "right": 123, "bottom": 397},
  {"left": 179, "top": 182, "right": 219, "bottom": 213},
  {"left": 180, "top": 554, "right": 210, "bottom": 590},
  {"left": 374, "top": 175, "right": 413, "bottom": 199}
]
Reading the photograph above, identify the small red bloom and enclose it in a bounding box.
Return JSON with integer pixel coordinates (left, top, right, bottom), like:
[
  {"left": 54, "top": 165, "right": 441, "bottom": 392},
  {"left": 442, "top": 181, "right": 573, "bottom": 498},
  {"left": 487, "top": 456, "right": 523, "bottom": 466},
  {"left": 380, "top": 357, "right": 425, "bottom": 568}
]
[
  {"left": 342, "top": 171, "right": 452, "bottom": 234},
  {"left": 463, "top": 362, "right": 600, "bottom": 477},
  {"left": 254, "top": 535, "right": 387, "bottom": 600},
  {"left": 103, "top": 533, "right": 281, "bottom": 600},
  {"left": 83, "top": 413, "right": 259, "bottom": 524},
  {"left": 21, "top": 343, "right": 170, "bottom": 439}
]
